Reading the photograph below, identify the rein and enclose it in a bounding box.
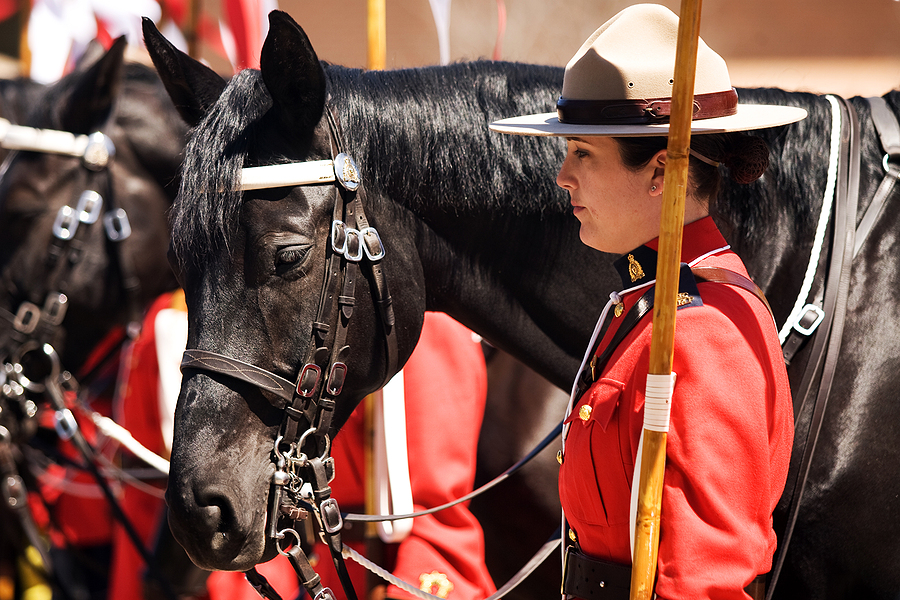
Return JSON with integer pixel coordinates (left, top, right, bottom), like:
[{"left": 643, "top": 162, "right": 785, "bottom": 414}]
[{"left": 178, "top": 106, "right": 396, "bottom": 600}]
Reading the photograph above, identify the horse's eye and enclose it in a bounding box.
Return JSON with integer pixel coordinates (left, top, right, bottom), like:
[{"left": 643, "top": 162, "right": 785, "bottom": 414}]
[{"left": 275, "top": 246, "right": 311, "bottom": 272}]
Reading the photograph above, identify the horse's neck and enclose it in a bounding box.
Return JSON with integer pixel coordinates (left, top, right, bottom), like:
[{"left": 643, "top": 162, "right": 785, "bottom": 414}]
[
  {"left": 332, "top": 63, "right": 620, "bottom": 388},
  {"left": 406, "top": 204, "right": 614, "bottom": 389}
]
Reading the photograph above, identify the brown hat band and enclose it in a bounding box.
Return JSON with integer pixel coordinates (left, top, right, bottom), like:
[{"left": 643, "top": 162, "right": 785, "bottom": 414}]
[{"left": 557, "top": 88, "right": 739, "bottom": 125}]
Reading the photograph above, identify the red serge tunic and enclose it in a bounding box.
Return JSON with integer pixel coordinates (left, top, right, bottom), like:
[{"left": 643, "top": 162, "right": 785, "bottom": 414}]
[{"left": 559, "top": 217, "right": 793, "bottom": 600}]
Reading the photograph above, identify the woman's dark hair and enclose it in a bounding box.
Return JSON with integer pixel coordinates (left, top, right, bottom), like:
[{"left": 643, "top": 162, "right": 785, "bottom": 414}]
[{"left": 614, "top": 133, "right": 770, "bottom": 202}]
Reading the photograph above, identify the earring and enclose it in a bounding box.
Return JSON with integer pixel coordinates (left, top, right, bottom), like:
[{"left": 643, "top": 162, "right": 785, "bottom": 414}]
[{"left": 650, "top": 185, "right": 658, "bottom": 192}]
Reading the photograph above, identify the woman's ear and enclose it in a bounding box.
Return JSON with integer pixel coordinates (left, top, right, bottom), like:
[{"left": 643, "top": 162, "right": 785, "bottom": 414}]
[{"left": 650, "top": 149, "right": 667, "bottom": 195}]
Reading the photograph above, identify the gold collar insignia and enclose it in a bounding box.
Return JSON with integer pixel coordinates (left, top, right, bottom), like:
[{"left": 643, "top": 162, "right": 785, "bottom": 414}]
[{"left": 627, "top": 254, "right": 645, "bottom": 282}]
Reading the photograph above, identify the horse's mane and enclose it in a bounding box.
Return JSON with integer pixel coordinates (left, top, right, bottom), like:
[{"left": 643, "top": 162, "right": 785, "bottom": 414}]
[
  {"left": 326, "top": 62, "right": 567, "bottom": 216},
  {"left": 171, "top": 62, "right": 569, "bottom": 268},
  {"left": 170, "top": 61, "right": 850, "bottom": 272}
]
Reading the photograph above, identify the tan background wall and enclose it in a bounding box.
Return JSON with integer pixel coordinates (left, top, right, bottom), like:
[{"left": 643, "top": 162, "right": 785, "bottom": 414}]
[
  {"left": 2, "top": 1, "right": 898, "bottom": 98},
  {"left": 261, "top": 0, "right": 900, "bottom": 98}
]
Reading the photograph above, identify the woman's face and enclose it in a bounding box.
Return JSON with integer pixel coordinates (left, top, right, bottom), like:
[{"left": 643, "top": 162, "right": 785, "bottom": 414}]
[{"left": 557, "top": 136, "right": 664, "bottom": 255}]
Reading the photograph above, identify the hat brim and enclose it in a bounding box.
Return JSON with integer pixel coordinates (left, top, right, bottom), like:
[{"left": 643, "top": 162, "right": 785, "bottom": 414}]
[{"left": 489, "top": 104, "right": 808, "bottom": 137}]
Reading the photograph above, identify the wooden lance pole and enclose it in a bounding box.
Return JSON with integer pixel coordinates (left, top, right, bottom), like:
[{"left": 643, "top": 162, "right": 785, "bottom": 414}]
[
  {"left": 367, "top": 0, "right": 386, "bottom": 70},
  {"left": 629, "top": 1, "right": 703, "bottom": 598}
]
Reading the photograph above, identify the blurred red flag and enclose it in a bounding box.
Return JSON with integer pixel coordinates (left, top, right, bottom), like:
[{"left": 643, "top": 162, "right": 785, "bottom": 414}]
[
  {"left": 0, "top": 0, "right": 16, "bottom": 22},
  {"left": 223, "top": 0, "right": 264, "bottom": 69}
]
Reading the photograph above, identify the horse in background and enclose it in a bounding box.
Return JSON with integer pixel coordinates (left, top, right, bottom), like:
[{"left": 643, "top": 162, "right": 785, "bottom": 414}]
[
  {"left": 144, "top": 11, "right": 900, "bottom": 600},
  {"left": 0, "top": 38, "right": 191, "bottom": 599}
]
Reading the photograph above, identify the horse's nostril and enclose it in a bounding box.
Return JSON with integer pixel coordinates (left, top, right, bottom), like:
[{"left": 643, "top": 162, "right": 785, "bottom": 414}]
[{"left": 196, "top": 487, "right": 236, "bottom": 530}]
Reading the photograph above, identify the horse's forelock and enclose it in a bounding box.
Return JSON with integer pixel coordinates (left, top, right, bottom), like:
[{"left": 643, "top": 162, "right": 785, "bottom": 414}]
[{"left": 172, "top": 69, "right": 273, "bottom": 269}]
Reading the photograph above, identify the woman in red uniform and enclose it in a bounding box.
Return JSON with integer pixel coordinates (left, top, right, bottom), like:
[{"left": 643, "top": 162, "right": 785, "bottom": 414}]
[{"left": 490, "top": 4, "right": 802, "bottom": 599}]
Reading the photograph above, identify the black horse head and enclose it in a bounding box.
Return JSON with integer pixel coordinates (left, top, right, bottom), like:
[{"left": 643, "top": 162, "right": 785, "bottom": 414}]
[
  {"left": 145, "top": 12, "right": 426, "bottom": 570},
  {"left": 0, "top": 39, "right": 186, "bottom": 375}
]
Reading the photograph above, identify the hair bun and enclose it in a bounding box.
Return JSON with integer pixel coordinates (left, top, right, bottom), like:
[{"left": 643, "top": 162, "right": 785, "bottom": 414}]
[{"left": 724, "top": 135, "right": 769, "bottom": 184}]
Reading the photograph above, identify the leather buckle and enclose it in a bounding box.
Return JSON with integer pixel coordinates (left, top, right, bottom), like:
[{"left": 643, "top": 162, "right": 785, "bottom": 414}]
[
  {"left": 326, "top": 363, "right": 347, "bottom": 396},
  {"left": 13, "top": 302, "right": 41, "bottom": 334},
  {"left": 793, "top": 303, "right": 825, "bottom": 336},
  {"left": 52, "top": 205, "right": 79, "bottom": 240},
  {"left": 103, "top": 208, "right": 132, "bottom": 241},
  {"left": 42, "top": 293, "right": 68, "bottom": 326},
  {"left": 319, "top": 498, "right": 343, "bottom": 533},
  {"left": 75, "top": 190, "right": 103, "bottom": 224},
  {"left": 360, "top": 227, "right": 385, "bottom": 261},
  {"left": 331, "top": 220, "right": 363, "bottom": 261},
  {"left": 296, "top": 364, "right": 321, "bottom": 398}
]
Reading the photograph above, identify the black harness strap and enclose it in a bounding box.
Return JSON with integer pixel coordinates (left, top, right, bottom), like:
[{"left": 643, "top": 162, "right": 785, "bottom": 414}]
[
  {"left": 854, "top": 96, "right": 900, "bottom": 258},
  {"left": 766, "top": 96, "right": 860, "bottom": 599}
]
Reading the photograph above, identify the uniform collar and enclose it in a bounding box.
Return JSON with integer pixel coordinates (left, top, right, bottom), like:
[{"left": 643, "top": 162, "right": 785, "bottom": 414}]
[{"left": 612, "top": 216, "right": 727, "bottom": 288}]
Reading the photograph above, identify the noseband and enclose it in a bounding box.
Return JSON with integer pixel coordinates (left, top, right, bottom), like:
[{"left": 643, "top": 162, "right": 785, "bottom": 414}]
[{"left": 178, "top": 107, "right": 396, "bottom": 600}]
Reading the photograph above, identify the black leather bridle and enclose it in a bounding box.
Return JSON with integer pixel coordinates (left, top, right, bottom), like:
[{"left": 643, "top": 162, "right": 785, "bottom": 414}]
[
  {"left": 178, "top": 106, "right": 397, "bottom": 600},
  {"left": 0, "top": 122, "right": 182, "bottom": 600},
  {"left": 0, "top": 126, "right": 137, "bottom": 413}
]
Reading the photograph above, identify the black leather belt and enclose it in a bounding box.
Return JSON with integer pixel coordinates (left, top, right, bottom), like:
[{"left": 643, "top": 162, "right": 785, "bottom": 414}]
[
  {"left": 562, "top": 547, "right": 631, "bottom": 600},
  {"left": 562, "top": 546, "right": 766, "bottom": 600}
]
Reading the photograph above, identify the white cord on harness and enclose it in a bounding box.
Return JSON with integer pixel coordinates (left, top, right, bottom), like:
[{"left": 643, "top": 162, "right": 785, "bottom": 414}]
[
  {"left": 343, "top": 537, "right": 559, "bottom": 600},
  {"left": 343, "top": 544, "right": 454, "bottom": 600},
  {"left": 563, "top": 285, "right": 650, "bottom": 447},
  {"left": 778, "top": 95, "right": 841, "bottom": 343},
  {"left": 91, "top": 412, "right": 171, "bottom": 474}
]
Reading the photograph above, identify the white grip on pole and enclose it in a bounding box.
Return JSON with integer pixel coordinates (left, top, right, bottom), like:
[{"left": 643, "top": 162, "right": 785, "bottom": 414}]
[{"left": 643, "top": 372, "right": 676, "bottom": 433}]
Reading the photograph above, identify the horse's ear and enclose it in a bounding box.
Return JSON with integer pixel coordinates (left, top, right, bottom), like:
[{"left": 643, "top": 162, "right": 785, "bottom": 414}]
[
  {"left": 56, "top": 36, "right": 127, "bottom": 134},
  {"left": 142, "top": 17, "right": 227, "bottom": 127},
  {"left": 260, "top": 11, "right": 326, "bottom": 139},
  {"left": 72, "top": 39, "right": 106, "bottom": 73}
]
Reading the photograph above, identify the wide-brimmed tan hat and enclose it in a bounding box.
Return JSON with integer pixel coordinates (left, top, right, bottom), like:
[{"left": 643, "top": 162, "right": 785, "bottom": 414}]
[{"left": 490, "top": 4, "right": 807, "bottom": 137}]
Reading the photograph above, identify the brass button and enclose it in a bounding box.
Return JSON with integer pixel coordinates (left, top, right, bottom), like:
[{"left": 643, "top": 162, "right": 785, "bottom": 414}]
[
  {"left": 556, "top": 450, "right": 563, "bottom": 465},
  {"left": 614, "top": 302, "right": 624, "bottom": 317},
  {"left": 568, "top": 529, "right": 577, "bottom": 542},
  {"left": 579, "top": 404, "right": 592, "bottom": 421}
]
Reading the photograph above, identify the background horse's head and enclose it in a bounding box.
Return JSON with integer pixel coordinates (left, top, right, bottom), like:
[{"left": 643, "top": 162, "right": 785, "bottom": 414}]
[
  {"left": 0, "top": 39, "right": 185, "bottom": 374},
  {"left": 144, "top": 13, "right": 424, "bottom": 570}
]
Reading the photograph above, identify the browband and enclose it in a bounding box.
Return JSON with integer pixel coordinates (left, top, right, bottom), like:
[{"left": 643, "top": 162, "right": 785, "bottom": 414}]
[
  {"left": 240, "top": 159, "right": 336, "bottom": 191},
  {"left": 239, "top": 153, "right": 362, "bottom": 192},
  {"left": 557, "top": 88, "right": 739, "bottom": 125},
  {"left": 0, "top": 117, "right": 114, "bottom": 170}
]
